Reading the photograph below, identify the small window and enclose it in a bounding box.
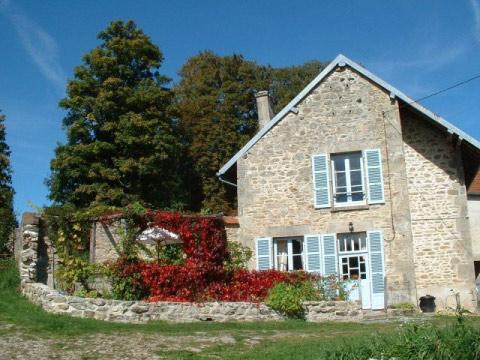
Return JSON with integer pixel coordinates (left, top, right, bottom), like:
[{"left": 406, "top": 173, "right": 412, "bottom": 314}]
[
  {"left": 274, "top": 238, "right": 304, "bottom": 271},
  {"left": 331, "top": 152, "right": 365, "bottom": 206},
  {"left": 338, "top": 232, "right": 367, "bottom": 253}
]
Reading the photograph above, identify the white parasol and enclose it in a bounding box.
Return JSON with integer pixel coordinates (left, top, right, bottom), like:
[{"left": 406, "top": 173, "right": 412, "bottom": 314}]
[{"left": 137, "top": 227, "right": 182, "bottom": 245}]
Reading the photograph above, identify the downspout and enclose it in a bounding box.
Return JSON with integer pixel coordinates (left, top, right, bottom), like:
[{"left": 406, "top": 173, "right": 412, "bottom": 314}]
[{"left": 217, "top": 173, "right": 237, "bottom": 188}]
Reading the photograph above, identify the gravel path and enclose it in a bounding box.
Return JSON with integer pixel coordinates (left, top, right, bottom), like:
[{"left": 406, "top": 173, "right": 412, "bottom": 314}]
[{"left": 0, "top": 322, "right": 239, "bottom": 359}]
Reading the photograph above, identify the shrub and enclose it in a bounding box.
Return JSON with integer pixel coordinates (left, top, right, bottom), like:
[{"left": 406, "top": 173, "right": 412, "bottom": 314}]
[
  {"left": 224, "top": 241, "right": 252, "bottom": 271},
  {"left": 204, "top": 270, "right": 315, "bottom": 302},
  {"left": 265, "top": 281, "right": 322, "bottom": 318},
  {"left": 108, "top": 259, "right": 148, "bottom": 301},
  {"left": 317, "top": 275, "right": 349, "bottom": 301}
]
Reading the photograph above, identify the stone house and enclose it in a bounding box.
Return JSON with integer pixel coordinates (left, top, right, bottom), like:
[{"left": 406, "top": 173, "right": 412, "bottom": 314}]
[{"left": 217, "top": 54, "right": 480, "bottom": 311}]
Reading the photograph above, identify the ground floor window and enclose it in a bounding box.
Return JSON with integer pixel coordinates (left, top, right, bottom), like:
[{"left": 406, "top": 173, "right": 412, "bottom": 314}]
[{"left": 273, "top": 237, "right": 304, "bottom": 271}]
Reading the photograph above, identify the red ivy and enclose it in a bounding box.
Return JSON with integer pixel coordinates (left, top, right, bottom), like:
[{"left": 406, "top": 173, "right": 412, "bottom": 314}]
[{"left": 108, "top": 210, "right": 316, "bottom": 302}]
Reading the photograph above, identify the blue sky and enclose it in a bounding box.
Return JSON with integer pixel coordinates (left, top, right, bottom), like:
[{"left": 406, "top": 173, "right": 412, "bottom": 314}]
[{"left": 1, "top": 0, "right": 480, "bottom": 217}]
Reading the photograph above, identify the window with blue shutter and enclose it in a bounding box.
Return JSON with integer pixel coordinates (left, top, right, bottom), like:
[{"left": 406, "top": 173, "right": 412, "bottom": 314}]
[
  {"left": 255, "top": 237, "right": 273, "bottom": 270},
  {"left": 304, "top": 235, "right": 322, "bottom": 273},
  {"left": 312, "top": 154, "right": 331, "bottom": 208},
  {"left": 364, "top": 149, "right": 385, "bottom": 204},
  {"left": 322, "top": 234, "right": 338, "bottom": 276},
  {"left": 368, "top": 230, "right": 385, "bottom": 310}
]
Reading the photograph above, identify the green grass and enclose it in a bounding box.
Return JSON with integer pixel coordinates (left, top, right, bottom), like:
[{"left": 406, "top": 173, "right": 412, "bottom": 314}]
[
  {"left": 2, "top": 258, "right": 480, "bottom": 359},
  {"left": 0, "top": 258, "right": 396, "bottom": 337}
]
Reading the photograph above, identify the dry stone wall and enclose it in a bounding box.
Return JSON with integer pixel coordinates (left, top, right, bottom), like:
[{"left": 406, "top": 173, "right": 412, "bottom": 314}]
[{"left": 22, "top": 282, "right": 364, "bottom": 323}]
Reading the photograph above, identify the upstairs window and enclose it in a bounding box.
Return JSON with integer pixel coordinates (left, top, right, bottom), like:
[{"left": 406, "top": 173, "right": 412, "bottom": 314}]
[{"left": 331, "top": 152, "right": 365, "bottom": 206}]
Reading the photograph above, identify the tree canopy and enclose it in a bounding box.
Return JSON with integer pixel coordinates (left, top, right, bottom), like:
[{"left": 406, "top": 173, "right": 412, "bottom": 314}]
[
  {"left": 48, "top": 21, "right": 184, "bottom": 211},
  {"left": 0, "top": 111, "right": 15, "bottom": 254},
  {"left": 174, "top": 51, "right": 271, "bottom": 212},
  {"left": 48, "top": 20, "right": 327, "bottom": 215},
  {"left": 174, "top": 53, "right": 326, "bottom": 212}
]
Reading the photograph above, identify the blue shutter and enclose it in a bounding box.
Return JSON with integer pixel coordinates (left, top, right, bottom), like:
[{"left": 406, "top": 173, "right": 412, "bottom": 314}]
[
  {"left": 312, "top": 154, "right": 331, "bottom": 208},
  {"left": 255, "top": 237, "right": 273, "bottom": 271},
  {"left": 304, "top": 235, "right": 322, "bottom": 273},
  {"left": 364, "top": 149, "right": 385, "bottom": 204},
  {"left": 368, "top": 230, "right": 385, "bottom": 310},
  {"left": 322, "top": 234, "right": 338, "bottom": 276}
]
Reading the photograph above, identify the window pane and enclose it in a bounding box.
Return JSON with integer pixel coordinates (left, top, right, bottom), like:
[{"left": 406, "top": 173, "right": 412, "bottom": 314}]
[
  {"left": 293, "top": 255, "right": 303, "bottom": 270},
  {"left": 350, "top": 269, "right": 359, "bottom": 279},
  {"left": 342, "top": 264, "right": 348, "bottom": 274},
  {"left": 360, "top": 262, "right": 366, "bottom": 273},
  {"left": 349, "top": 153, "right": 362, "bottom": 170},
  {"left": 336, "top": 172, "right": 347, "bottom": 187},
  {"left": 333, "top": 156, "right": 346, "bottom": 171},
  {"left": 349, "top": 257, "right": 359, "bottom": 267},
  {"left": 292, "top": 239, "right": 302, "bottom": 254},
  {"left": 341, "top": 256, "right": 347, "bottom": 264},
  {"left": 350, "top": 171, "right": 362, "bottom": 187},
  {"left": 336, "top": 194, "right": 348, "bottom": 203},
  {"left": 352, "top": 193, "right": 364, "bottom": 202}
]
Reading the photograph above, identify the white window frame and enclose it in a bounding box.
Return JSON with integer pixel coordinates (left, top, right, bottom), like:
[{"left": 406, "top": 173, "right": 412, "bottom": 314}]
[
  {"left": 337, "top": 232, "right": 368, "bottom": 255},
  {"left": 273, "top": 238, "right": 304, "bottom": 271},
  {"left": 330, "top": 152, "right": 366, "bottom": 207}
]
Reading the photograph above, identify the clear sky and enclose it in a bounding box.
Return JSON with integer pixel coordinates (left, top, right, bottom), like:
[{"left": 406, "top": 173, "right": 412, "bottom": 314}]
[{"left": 1, "top": 0, "right": 480, "bottom": 217}]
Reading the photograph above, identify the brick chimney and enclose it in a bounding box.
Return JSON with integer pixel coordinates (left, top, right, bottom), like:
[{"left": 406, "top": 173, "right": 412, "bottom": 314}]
[{"left": 255, "top": 90, "right": 274, "bottom": 129}]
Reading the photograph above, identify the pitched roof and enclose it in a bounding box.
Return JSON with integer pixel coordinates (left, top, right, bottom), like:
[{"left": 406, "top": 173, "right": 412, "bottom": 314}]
[{"left": 217, "top": 54, "right": 480, "bottom": 176}]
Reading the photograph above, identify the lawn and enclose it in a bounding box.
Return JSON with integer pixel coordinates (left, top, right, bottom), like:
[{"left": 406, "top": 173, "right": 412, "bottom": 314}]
[{"left": 1, "top": 258, "right": 479, "bottom": 359}]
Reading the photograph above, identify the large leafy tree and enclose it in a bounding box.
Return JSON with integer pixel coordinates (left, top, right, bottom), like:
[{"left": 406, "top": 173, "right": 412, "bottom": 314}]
[
  {"left": 0, "top": 111, "right": 15, "bottom": 255},
  {"left": 49, "top": 21, "right": 183, "bottom": 210},
  {"left": 175, "top": 54, "right": 326, "bottom": 213},
  {"left": 174, "top": 52, "right": 270, "bottom": 213},
  {"left": 270, "top": 60, "right": 327, "bottom": 110}
]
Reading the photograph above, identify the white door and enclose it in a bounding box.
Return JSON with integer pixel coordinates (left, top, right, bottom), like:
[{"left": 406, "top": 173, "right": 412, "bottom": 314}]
[{"left": 339, "top": 254, "right": 371, "bottom": 309}]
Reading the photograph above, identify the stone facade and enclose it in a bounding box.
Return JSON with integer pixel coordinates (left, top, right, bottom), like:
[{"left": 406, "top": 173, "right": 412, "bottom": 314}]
[
  {"left": 402, "top": 110, "right": 475, "bottom": 309},
  {"left": 237, "top": 67, "right": 417, "bottom": 305},
  {"left": 233, "top": 65, "right": 476, "bottom": 310},
  {"left": 467, "top": 195, "right": 480, "bottom": 261}
]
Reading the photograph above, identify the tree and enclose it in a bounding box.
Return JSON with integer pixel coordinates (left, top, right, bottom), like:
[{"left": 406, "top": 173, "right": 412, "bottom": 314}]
[
  {"left": 174, "top": 51, "right": 270, "bottom": 213},
  {"left": 0, "top": 111, "right": 15, "bottom": 255},
  {"left": 175, "top": 55, "right": 326, "bottom": 213},
  {"left": 270, "top": 60, "right": 327, "bottom": 110},
  {"left": 48, "top": 21, "right": 184, "bottom": 211}
]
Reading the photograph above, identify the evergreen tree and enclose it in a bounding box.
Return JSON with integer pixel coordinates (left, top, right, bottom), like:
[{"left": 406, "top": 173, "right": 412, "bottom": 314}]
[
  {"left": 174, "top": 51, "right": 270, "bottom": 213},
  {"left": 0, "top": 111, "right": 15, "bottom": 255},
  {"left": 48, "top": 21, "right": 183, "bottom": 210}
]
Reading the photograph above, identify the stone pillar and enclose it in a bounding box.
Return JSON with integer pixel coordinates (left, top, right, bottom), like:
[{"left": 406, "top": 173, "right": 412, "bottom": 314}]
[
  {"left": 19, "top": 212, "right": 41, "bottom": 283},
  {"left": 255, "top": 90, "right": 274, "bottom": 129}
]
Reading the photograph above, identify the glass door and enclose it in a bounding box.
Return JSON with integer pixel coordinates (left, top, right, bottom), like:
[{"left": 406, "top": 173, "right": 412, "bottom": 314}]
[{"left": 339, "top": 253, "right": 371, "bottom": 309}]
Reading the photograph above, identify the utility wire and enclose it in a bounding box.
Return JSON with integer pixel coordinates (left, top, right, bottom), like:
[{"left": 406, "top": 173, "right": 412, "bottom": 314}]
[{"left": 412, "top": 73, "right": 480, "bottom": 104}]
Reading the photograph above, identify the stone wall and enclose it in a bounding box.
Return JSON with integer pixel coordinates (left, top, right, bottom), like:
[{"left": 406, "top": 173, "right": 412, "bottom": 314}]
[
  {"left": 467, "top": 195, "right": 480, "bottom": 261},
  {"left": 237, "top": 66, "right": 417, "bottom": 305},
  {"left": 21, "top": 282, "right": 363, "bottom": 323},
  {"left": 402, "top": 109, "right": 476, "bottom": 309}
]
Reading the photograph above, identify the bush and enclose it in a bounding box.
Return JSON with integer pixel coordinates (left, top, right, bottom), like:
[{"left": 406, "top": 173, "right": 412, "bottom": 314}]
[
  {"left": 108, "top": 259, "right": 148, "bottom": 300},
  {"left": 265, "top": 281, "right": 322, "bottom": 318},
  {"left": 224, "top": 241, "right": 252, "bottom": 271}
]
